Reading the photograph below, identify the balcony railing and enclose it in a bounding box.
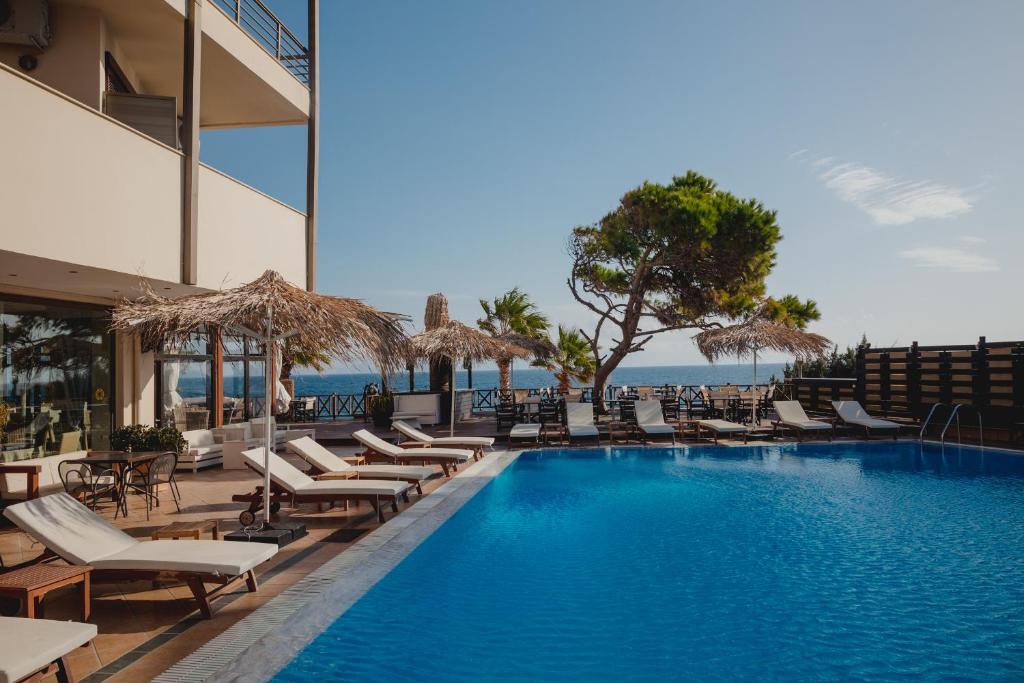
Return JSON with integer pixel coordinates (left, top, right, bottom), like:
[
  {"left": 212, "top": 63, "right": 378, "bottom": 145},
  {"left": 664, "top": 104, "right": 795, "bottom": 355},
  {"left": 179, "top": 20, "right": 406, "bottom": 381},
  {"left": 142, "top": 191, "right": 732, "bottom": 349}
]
[{"left": 212, "top": 0, "right": 310, "bottom": 85}]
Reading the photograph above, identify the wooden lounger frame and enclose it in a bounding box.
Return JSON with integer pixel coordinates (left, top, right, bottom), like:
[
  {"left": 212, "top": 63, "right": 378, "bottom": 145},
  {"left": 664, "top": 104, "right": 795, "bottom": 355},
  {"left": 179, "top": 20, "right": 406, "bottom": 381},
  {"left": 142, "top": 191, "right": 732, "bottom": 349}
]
[
  {"left": 26, "top": 549, "right": 258, "bottom": 620},
  {"left": 95, "top": 567, "right": 257, "bottom": 619},
  {"left": 22, "top": 655, "right": 80, "bottom": 683},
  {"left": 232, "top": 483, "right": 409, "bottom": 524},
  {"left": 771, "top": 421, "right": 834, "bottom": 441},
  {"left": 842, "top": 421, "right": 900, "bottom": 440},
  {"left": 696, "top": 423, "right": 749, "bottom": 444}
]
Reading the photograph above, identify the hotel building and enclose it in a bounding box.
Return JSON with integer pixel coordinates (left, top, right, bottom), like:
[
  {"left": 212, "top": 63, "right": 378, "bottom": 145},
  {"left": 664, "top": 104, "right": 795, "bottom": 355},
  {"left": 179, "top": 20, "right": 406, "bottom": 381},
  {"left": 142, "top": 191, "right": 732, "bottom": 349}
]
[{"left": 0, "top": 0, "right": 319, "bottom": 460}]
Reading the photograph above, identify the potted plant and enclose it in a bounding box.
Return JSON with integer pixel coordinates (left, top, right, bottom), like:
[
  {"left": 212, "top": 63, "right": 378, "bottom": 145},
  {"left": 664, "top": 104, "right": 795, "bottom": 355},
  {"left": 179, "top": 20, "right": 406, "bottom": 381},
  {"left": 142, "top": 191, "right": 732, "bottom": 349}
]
[
  {"left": 368, "top": 392, "right": 394, "bottom": 429},
  {"left": 110, "top": 425, "right": 186, "bottom": 453}
]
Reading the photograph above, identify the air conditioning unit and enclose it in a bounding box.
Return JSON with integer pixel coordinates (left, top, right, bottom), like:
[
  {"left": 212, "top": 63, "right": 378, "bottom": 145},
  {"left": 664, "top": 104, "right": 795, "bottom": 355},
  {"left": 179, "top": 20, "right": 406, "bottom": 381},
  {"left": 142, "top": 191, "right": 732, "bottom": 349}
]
[{"left": 0, "top": 0, "right": 51, "bottom": 49}]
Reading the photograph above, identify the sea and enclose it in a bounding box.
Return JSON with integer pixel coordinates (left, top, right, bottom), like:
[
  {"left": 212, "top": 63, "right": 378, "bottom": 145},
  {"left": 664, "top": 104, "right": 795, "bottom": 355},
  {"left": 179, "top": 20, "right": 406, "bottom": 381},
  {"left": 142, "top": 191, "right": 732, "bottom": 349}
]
[{"left": 290, "top": 363, "right": 786, "bottom": 396}]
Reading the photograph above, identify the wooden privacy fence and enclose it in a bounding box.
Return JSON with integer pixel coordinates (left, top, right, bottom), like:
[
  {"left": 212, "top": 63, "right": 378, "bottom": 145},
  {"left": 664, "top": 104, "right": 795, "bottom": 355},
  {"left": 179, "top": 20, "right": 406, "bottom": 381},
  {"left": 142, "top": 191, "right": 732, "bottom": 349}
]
[{"left": 786, "top": 337, "right": 1024, "bottom": 431}]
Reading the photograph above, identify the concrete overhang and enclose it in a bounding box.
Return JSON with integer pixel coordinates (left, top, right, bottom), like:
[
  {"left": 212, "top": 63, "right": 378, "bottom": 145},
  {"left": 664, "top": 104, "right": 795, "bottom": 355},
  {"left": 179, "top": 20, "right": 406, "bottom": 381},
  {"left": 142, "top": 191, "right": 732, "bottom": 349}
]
[{"left": 65, "top": 0, "right": 310, "bottom": 128}]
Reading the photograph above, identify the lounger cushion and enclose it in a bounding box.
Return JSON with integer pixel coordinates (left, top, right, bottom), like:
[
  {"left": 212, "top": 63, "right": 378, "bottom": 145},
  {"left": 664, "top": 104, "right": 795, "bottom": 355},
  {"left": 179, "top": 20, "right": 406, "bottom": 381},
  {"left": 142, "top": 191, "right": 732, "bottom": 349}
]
[
  {"left": 509, "top": 424, "right": 541, "bottom": 438},
  {"left": 241, "top": 448, "right": 410, "bottom": 496},
  {"left": 698, "top": 419, "right": 747, "bottom": 434},
  {"left": 287, "top": 436, "right": 352, "bottom": 474},
  {"left": 847, "top": 418, "right": 900, "bottom": 429},
  {"left": 352, "top": 430, "right": 473, "bottom": 462},
  {"left": 832, "top": 401, "right": 899, "bottom": 429},
  {"left": 568, "top": 425, "right": 600, "bottom": 437},
  {"left": 3, "top": 492, "right": 138, "bottom": 565},
  {"left": 92, "top": 539, "right": 277, "bottom": 576},
  {"left": 782, "top": 420, "right": 832, "bottom": 431},
  {"left": 402, "top": 447, "right": 473, "bottom": 462},
  {"left": 565, "top": 403, "right": 595, "bottom": 425},
  {"left": 428, "top": 436, "right": 494, "bottom": 447},
  {"left": 0, "top": 617, "right": 97, "bottom": 683},
  {"left": 640, "top": 424, "right": 676, "bottom": 435},
  {"left": 299, "top": 479, "right": 411, "bottom": 497},
  {"left": 349, "top": 465, "right": 436, "bottom": 481},
  {"left": 392, "top": 421, "right": 494, "bottom": 448}
]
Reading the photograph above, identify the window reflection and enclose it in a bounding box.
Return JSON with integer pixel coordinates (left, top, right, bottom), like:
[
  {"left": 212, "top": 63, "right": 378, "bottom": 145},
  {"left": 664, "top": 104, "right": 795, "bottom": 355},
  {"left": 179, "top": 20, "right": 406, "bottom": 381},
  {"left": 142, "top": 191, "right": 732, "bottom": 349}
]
[{"left": 1, "top": 297, "right": 113, "bottom": 461}]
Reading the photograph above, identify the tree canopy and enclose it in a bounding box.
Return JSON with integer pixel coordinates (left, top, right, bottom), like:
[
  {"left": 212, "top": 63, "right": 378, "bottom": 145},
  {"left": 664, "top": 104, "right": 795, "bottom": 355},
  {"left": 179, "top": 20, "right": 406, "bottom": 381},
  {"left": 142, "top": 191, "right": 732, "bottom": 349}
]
[{"left": 568, "top": 171, "right": 817, "bottom": 404}]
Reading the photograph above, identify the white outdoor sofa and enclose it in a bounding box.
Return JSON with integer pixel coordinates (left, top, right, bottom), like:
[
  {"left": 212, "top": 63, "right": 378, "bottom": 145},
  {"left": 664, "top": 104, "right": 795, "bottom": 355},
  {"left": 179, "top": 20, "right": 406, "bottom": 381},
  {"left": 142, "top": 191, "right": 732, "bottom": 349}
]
[
  {"left": 391, "top": 393, "right": 441, "bottom": 426},
  {"left": 180, "top": 419, "right": 316, "bottom": 472}
]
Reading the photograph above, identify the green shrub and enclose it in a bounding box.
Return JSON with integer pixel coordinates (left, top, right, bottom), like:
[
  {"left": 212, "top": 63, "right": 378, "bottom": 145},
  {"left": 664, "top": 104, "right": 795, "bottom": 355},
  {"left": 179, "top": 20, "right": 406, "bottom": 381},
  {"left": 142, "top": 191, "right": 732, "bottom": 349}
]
[{"left": 110, "top": 424, "right": 186, "bottom": 453}]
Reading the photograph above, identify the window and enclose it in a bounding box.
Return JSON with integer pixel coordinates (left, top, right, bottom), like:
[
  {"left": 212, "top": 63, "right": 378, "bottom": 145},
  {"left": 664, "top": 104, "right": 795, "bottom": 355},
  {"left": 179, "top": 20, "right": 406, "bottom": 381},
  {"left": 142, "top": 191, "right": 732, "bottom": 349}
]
[
  {"left": 155, "top": 331, "right": 213, "bottom": 431},
  {"left": 223, "top": 335, "right": 267, "bottom": 422},
  {"left": 0, "top": 296, "right": 114, "bottom": 461}
]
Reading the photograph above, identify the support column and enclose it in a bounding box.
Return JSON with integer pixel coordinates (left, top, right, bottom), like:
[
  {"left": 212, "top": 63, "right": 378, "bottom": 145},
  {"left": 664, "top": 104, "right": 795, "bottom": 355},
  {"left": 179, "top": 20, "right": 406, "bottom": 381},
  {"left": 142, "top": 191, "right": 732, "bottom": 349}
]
[
  {"left": 305, "top": 0, "right": 320, "bottom": 291},
  {"left": 182, "top": 0, "right": 203, "bottom": 285},
  {"left": 212, "top": 328, "right": 224, "bottom": 427}
]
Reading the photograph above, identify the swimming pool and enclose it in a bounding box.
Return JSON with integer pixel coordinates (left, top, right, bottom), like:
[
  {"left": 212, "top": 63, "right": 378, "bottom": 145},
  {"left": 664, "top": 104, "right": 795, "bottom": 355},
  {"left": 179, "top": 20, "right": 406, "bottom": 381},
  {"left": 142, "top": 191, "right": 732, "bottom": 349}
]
[{"left": 274, "top": 442, "right": 1024, "bottom": 681}]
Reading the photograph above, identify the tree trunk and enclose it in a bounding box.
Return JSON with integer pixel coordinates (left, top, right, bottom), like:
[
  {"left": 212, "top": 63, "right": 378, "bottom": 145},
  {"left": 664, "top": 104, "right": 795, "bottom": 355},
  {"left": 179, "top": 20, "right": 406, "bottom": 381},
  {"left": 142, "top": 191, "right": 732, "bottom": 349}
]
[
  {"left": 557, "top": 371, "right": 570, "bottom": 394},
  {"left": 591, "top": 346, "right": 629, "bottom": 412},
  {"left": 497, "top": 358, "right": 512, "bottom": 394}
]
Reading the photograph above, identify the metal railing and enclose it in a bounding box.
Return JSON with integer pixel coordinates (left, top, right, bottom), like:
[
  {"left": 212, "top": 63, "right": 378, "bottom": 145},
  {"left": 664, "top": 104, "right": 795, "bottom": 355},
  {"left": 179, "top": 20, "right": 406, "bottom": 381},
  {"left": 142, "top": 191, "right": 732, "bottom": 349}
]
[
  {"left": 288, "top": 384, "right": 774, "bottom": 422},
  {"left": 212, "top": 0, "right": 310, "bottom": 85}
]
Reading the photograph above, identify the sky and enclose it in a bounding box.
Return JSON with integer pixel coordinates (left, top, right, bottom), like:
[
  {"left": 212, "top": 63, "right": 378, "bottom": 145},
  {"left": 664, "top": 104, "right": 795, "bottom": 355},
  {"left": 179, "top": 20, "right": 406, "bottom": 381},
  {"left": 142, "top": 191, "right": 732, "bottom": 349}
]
[{"left": 200, "top": 0, "right": 1024, "bottom": 372}]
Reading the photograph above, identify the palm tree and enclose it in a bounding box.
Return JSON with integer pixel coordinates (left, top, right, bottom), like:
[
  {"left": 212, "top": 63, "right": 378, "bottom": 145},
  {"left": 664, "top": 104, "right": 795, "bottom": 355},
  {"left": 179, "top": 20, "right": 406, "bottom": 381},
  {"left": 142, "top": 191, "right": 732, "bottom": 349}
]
[
  {"left": 533, "top": 326, "right": 596, "bottom": 393},
  {"left": 477, "top": 288, "right": 550, "bottom": 394}
]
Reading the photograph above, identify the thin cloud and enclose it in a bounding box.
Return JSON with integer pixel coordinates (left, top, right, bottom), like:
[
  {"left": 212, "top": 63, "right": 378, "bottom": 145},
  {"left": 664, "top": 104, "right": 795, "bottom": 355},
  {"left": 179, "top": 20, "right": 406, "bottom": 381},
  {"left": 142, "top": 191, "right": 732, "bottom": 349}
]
[
  {"left": 899, "top": 246, "right": 998, "bottom": 273},
  {"left": 959, "top": 235, "right": 986, "bottom": 245},
  {"left": 803, "top": 157, "right": 974, "bottom": 225}
]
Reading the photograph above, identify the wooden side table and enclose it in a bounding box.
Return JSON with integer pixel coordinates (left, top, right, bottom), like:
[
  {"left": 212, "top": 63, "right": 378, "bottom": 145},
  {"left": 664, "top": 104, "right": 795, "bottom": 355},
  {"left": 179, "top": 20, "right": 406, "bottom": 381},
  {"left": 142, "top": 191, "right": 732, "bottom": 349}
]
[
  {"left": 152, "top": 519, "right": 219, "bottom": 541},
  {"left": 0, "top": 564, "right": 92, "bottom": 621},
  {"left": 341, "top": 455, "right": 366, "bottom": 466}
]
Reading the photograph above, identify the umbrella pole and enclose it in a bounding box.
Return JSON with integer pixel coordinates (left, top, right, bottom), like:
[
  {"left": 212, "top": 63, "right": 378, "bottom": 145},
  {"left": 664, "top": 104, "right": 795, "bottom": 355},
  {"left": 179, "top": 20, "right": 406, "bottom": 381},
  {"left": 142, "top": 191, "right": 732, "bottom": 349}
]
[
  {"left": 263, "top": 303, "right": 273, "bottom": 527},
  {"left": 752, "top": 348, "right": 758, "bottom": 426},
  {"left": 450, "top": 357, "right": 456, "bottom": 437}
]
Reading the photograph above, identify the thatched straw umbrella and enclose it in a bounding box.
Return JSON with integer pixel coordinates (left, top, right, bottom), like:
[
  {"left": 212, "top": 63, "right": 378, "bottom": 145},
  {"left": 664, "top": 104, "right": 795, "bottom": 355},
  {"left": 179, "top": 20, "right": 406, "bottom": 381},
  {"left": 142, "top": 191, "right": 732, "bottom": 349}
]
[
  {"left": 423, "top": 293, "right": 451, "bottom": 393},
  {"left": 693, "top": 315, "right": 831, "bottom": 424},
  {"left": 411, "top": 320, "right": 529, "bottom": 436},
  {"left": 112, "top": 270, "right": 408, "bottom": 526}
]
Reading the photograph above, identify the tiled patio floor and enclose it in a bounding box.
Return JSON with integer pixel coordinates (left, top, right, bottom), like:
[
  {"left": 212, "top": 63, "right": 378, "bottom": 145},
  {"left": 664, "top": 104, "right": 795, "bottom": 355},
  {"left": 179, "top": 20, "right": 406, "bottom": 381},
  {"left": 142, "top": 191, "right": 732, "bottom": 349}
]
[{"left": 0, "top": 444, "right": 453, "bottom": 682}]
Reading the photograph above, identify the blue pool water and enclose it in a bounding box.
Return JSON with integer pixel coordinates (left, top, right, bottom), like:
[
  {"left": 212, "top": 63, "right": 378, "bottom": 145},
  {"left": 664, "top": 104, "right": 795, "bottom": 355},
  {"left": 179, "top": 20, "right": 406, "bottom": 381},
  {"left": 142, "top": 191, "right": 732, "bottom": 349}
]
[{"left": 275, "top": 443, "right": 1024, "bottom": 681}]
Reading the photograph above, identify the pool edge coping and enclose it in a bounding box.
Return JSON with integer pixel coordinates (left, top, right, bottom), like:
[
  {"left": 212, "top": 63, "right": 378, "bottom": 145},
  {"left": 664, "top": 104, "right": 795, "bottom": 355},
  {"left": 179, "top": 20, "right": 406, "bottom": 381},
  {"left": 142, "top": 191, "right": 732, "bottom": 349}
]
[{"left": 152, "top": 449, "right": 523, "bottom": 683}]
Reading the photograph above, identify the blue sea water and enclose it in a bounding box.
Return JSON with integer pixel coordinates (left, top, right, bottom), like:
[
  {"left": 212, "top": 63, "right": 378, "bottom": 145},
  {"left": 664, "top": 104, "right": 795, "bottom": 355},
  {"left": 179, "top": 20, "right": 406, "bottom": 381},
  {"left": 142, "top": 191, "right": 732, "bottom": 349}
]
[
  {"left": 275, "top": 443, "right": 1024, "bottom": 682},
  {"left": 290, "top": 363, "right": 787, "bottom": 396}
]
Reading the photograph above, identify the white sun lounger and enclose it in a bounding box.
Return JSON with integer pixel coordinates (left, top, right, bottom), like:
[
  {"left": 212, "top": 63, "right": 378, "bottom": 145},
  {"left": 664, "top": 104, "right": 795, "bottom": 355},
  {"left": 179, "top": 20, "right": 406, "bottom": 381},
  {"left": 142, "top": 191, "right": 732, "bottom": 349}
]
[
  {"left": 773, "top": 401, "right": 834, "bottom": 441},
  {"left": 3, "top": 493, "right": 277, "bottom": 618},
  {"left": 0, "top": 616, "right": 97, "bottom": 683},
  {"left": 286, "top": 436, "right": 437, "bottom": 494},
  {"left": 392, "top": 420, "right": 494, "bottom": 458},
  {"left": 352, "top": 429, "right": 473, "bottom": 477},
  {"left": 634, "top": 401, "right": 677, "bottom": 444},
  {"left": 508, "top": 422, "right": 542, "bottom": 444},
  {"left": 234, "top": 448, "right": 413, "bottom": 524},
  {"left": 696, "top": 419, "right": 749, "bottom": 444},
  {"left": 832, "top": 400, "right": 901, "bottom": 439},
  {"left": 566, "top": 403, "right": 600, "bottom": 443}
]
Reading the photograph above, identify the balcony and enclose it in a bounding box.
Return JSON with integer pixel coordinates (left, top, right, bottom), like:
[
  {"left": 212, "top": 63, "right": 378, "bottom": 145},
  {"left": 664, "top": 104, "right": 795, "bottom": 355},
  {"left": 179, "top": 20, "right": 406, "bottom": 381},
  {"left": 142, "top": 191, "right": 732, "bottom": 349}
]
[
  {"left": 57, "top": 0, "right": 309, "bottom": 128},
  {"left": 0, "top": 62, "right": 307, "bottom": 300},
  {"left": 209, "top": 0, "right": 310, "bottom": 85}
]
